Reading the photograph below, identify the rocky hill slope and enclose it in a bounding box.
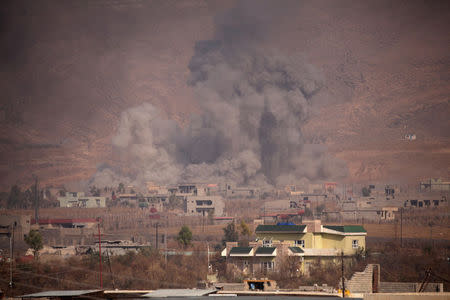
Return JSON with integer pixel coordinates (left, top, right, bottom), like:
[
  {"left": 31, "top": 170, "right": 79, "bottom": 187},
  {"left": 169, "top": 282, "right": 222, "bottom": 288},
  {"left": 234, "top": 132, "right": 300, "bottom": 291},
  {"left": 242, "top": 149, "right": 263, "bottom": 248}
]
[{"left": 0, "top": 0, "right": 448, "bottom": 190}]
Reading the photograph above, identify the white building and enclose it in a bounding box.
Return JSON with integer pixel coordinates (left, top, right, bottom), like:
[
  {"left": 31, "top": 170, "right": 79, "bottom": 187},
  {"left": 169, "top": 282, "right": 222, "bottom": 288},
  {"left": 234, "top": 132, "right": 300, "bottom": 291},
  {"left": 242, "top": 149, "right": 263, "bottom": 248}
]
[
  {"left": 184, "top": 195, "right": 224, "bottom": 216},
  {"left": 58, "top": 192, "right": 106, "bottom": 208}
]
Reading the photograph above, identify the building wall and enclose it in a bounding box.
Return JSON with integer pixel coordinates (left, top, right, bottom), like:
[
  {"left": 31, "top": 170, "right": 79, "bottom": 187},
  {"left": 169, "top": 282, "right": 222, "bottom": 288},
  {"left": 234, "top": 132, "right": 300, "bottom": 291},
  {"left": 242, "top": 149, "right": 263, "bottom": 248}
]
[
  {"left": 264, "top": 200, "right": 292, "bottom": 211},
  {"left": 256, "top": 231, "right": 365, "bottom": 255},
  {"left": 58, "top": 195, "right": 106, "bottom": 208},
  {"left": 344, "top": 235, "right": 366, "bottom": 254},
  {"left": 227, "top": 256, "right": 278, "bottom": 275},
  {"left": 256, "top": 232, "right": 305, "bottom": 244},
  {"left": 302, "top": 256, "right": 336, "bottom": 275},
  {"left": 319, "top": 233, "right": 343, "bottom": 249},
  {"left": 0, "top": 214, "right": 31, "bottom": 241},
  {"left": 40, "top": 227, "right": 96, "bottom": 246},
  {"left": 185, "top": 195, "right": 224, "bottom": 216},
  {"left": 78, "top": 197, "right": 106, "bottom": 208},
  {"left": 253, "top": 256, "right": 277, "bottom": 273},
  {"left": 58, "top": 196, "right": 79, "bottom": 207}
]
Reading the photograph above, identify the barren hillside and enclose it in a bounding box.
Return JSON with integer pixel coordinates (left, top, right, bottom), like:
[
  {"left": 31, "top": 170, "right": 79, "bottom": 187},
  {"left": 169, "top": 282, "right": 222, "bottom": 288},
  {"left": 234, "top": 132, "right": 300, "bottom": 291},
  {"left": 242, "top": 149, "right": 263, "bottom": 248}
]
[{"left": 0, "top": 0, "right": 449, "bottom": 190}]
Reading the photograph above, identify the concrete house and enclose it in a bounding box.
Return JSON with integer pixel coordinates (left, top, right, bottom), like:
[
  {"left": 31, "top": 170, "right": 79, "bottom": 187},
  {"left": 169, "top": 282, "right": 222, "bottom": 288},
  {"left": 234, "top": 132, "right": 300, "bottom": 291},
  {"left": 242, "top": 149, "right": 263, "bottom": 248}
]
[
  {"left": 184, "top": 195, "right": 224, "bottom": 216},
  {"left": 0, "top": 214, "right": 31, "bottom": 242},
  {"left": 420, "top": 178, "right": 450, "bottom": 192},
  {"left": 222, "top": 220, "right": 366, "bottom": 275},
  {"left": 58, "top": 192, "right": 106, "bottom": 208}
]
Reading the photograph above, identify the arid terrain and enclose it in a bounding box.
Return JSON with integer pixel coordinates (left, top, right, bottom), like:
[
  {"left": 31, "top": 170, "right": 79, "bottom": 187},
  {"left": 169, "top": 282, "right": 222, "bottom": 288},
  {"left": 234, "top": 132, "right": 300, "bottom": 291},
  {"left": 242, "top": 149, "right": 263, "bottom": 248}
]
[{"left": 0, "top": 0, "right": 449, "bottom": 190}]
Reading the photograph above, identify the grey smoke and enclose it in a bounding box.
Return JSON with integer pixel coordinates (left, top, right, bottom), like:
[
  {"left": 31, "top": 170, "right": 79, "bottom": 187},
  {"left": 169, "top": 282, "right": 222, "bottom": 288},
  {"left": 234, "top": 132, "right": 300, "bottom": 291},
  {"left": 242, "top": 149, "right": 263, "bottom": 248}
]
[{"left": 92, "top": 0, "right": 348, "bottom": 188}]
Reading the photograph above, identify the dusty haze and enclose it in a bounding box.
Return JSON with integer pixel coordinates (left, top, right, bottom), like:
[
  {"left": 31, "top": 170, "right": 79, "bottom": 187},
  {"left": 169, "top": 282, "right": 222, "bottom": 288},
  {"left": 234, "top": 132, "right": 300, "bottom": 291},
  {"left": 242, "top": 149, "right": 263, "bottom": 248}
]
[{"left": 0, "top": 0, "right": 449, "bottom": 190}]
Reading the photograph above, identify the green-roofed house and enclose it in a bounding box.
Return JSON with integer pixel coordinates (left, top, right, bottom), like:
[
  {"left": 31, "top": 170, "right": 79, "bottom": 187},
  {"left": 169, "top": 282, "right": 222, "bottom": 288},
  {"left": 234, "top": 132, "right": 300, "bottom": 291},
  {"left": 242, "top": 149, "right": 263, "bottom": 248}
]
[
  {"left": 222, "top": 220, "right": 367, "bottom": 276},
  {"left": 254, "top": 221, "right": 366, "bottom": 256}
]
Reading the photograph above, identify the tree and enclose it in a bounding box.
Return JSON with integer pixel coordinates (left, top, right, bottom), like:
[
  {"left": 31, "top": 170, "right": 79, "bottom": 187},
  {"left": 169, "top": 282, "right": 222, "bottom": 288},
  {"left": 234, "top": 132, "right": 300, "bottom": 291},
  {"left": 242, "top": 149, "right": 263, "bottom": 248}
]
[
  {"left": 304, "top": 207, "right": 313, "bottom": 217},
  {"left": 90, "top": 185, "right": 101, "bottom": 196},
  {"left": 222, "top": 222, "right": 238, "bottom": 245},
  {"left": 118, "top": 183, "right": 125, "bottom": 194},
  {"left": 25, "top": 230, "right": 43, "bottom": 259},
  {"left": 168, "top": 194, "right": 182, "bottom": 210},
  {"left": 274, "top": 256, "right": 303, "bottom": 288},
  {"left": 177, "top": 225, "right": 192, "bottom": 248},
  {"left": 315, "top": 204, "right": 325, "bottom": 215},
  {"left": 239, "top": 220, "right": 251, "bottom": 240},
  {"left": 362, "top": 186, "right": 371, "bottom": 197},
  {"left": 7, "top": 185, "right": 23, "bottom": 209}
]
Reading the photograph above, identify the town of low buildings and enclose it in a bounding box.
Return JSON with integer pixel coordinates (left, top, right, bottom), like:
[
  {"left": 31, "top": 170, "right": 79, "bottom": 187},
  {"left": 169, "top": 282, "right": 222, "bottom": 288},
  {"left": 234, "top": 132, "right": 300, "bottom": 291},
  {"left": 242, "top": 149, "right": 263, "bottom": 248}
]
[{"left": 0, "top": 177, "right": 448, "bottom": 296}]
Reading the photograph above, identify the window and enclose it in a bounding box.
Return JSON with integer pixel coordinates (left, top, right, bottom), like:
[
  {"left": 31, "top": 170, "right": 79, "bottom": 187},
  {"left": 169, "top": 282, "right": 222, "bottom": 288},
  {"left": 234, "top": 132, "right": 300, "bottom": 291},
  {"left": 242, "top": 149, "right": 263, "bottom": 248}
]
[
  {"left": 261, "top": 261, "right": 274, "bottom": 270},
  {"left": 262, "top": 240, "right": 272, "bottom": 247},
  {"left": 295, "top": 240, "right": 305, "bottom": 248},
  {"left": 352, "top": 240, "right": 359, "bottom": 249}
]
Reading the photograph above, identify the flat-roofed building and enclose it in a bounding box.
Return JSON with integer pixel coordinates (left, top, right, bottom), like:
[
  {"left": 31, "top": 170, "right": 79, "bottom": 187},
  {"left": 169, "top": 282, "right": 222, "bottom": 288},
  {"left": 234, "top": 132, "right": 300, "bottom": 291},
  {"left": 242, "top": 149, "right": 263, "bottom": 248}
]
[
  {"left": 184, "top": 195, "right": 224, "bottom": 216},
  {"left": 58, "top": 192, "right": 106, "bottom": 208}
]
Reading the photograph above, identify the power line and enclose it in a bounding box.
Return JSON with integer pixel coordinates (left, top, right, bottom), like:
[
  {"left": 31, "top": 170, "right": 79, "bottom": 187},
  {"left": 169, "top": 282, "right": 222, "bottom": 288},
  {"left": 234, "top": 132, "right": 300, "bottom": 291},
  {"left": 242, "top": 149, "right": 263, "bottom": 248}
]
[
  {"left": 0, "top": 277, "right": 46, "bottom": 294},
  {"left": 13, "top": 268, "right": 99, "bottom": 289},
  {"left": 0, "top": 277, "right": 104, "bottom": 300},
  {"left": 41, "top": 262, "right": 197, "bottom": 289}
]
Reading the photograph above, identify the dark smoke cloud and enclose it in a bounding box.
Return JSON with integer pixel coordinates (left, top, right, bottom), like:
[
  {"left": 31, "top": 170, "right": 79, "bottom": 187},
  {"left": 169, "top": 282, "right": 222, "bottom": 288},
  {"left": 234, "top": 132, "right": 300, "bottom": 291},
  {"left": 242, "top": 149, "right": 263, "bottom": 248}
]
[{"left": 92, "top": 0, "right": 348, "bottom": 188}]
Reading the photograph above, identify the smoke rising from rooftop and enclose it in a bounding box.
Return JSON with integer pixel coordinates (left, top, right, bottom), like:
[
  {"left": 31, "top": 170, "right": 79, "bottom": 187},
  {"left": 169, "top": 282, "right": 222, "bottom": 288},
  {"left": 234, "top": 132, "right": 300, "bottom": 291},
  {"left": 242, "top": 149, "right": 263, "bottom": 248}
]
[{"left": 91, "top": 0, "right": 348, "bottom": 188}]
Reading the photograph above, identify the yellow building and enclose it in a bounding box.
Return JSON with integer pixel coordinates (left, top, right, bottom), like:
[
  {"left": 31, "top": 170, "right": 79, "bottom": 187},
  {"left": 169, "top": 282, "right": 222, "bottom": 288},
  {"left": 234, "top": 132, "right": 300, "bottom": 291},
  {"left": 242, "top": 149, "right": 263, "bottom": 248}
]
[
  {"left": 222, "top": 220, "right": 366, "bottom": 275},
  {"left": 254, "top": 220, "right": 366, "bottom": 255}
]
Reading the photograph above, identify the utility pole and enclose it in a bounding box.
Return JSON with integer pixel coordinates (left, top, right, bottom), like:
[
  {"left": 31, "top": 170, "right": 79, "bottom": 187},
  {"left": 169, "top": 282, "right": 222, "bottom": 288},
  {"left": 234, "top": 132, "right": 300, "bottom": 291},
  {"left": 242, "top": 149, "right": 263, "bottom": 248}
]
[
  {"left": 395, "top": 219, "right": 398, "bottom": 242},
  {"left": 400, "top": 208, "right": 403, "bottom": 247},
  {"left": 95, "top": 221, "right": 103, "bottom": 288},
  {"left": 429, "top": 222, "right": 433, "bottom": 249},
  {"left": 344, "top": 183, "right": 346, "bottom": 202},
  {"left": 341, "top": 251, "right": 345, "bottom": 298},
  {"left": 155, "top": 223, "right": 159, "bottom": 250},
  {"left": 34, "top": 176, "right": 39, "bottom": 224},
  {"left": 106, "top": 250, "right": 115, "bottom": 289},
  {"left": 206, "top": 242, "right": 209, "bottom": 274},
  {"left": 164, "top": 217, "right": 168, "bottom": 265},
  {"left": 202, "top": 211, "right": 205, "bottom": 233},
  {"left": 207, "top": 242, "right": 210, "bottom": 276},
  {"left": 9, "top": 224, "right": 14, "bottom": 288},
  {"left": 263, "top": 202, "right": 266, "bottom": 225}
]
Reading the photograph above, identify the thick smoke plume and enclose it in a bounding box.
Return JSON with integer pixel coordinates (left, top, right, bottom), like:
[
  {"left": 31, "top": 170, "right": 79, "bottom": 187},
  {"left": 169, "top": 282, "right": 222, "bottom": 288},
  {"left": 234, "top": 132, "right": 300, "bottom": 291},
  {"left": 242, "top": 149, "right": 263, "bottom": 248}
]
[{"left": 91, "top": 0, "right": 348, "bottom": 188}]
